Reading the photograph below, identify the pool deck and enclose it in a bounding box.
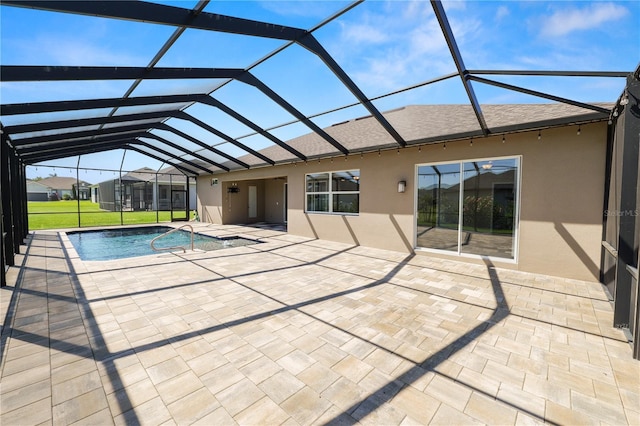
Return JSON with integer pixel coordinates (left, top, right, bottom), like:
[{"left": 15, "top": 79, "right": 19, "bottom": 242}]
[{"left": 1, "top": 224, "right": 638, "bottom": 425}]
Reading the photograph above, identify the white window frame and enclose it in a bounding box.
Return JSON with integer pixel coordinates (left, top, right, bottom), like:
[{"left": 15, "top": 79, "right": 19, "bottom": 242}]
[
  {"left": 414, "top": 156, "right": 521, "bottom": 263},
  {"left": 305, "top": 169, "right": 360, "bottom": 215}
]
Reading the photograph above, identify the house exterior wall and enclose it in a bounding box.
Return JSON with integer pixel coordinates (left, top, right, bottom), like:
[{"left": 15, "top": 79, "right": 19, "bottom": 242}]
[
  {"left": 264, "top": 178, "right": 287, "bottom": 223},
  {"left": 26, "top": 181, "right": 50, "bottom": 201},
  {"left": 217, "top": 179, "right": 266, "bottom": 224},
  {"left": 197, "top": 123, "right": 606, "bottom": 281}
]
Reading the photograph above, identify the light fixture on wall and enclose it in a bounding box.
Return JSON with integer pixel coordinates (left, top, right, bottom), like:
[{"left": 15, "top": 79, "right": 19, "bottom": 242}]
[
  {"left": 577, "top": 125, "right": 581, "bottom": 135},
  {"left": 227, "top": 182, "right": 239, "bottom": 193},
  {"left": 538, "top": 131, "right": 541, "bottom": 140},
  {"left": 469, "top": 138, "right": 473, "bottom": 147},
  {"left": 397, "top": 180, "right": 406, "bottom": 193}
]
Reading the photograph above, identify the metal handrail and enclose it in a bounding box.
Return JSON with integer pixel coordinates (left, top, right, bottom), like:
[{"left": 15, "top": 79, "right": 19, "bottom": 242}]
[{"left": 150, "top": 224, "right": 194, "bottom": 253}]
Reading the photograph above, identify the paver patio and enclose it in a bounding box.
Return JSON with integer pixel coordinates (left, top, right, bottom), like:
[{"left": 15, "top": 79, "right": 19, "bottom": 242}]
[{"left": 1, "top": 224, "right": 638, "bottom": 425}]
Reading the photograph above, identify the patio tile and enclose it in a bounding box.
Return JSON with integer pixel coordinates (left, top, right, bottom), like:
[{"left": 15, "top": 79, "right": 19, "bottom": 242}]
[
  {"left": 239, "top": 355, "right": 283, "bottom": 385},
  {"left": 201, "top": 362, "right": 244, "bottom": 394},
  {"left": 424, "top": 374, "right": 472, "bottom": 411},
  {"left": 390, "top": 384, "right": 440, "bottom": 424},
  {"left": 51, "top": 370, "right": 104, "bottom": 405},
  {"left": 430, "top": 402, "right": 482, "bottom": 425},
  {"left": 115, "top": 396, "right": 173, "bottom": 426},
  {"left": 544, "top": 400, "right": 598, "bottom": 426},
  {"left": 296, "top": 361, "right": 341, "bottom": 393},
  {"left": 234, "top": 396, "right": 291, "bottom": 425},
  {"left": 280, "top": 386, "right": 334, "bottom": 425},
  {"left": 52, "top": 387, "right": 110, "bottom": 425},
  {"left": 1, "top": 228, "right": 638, "bottom": 426},
  {"left": 155, "top": 370, "right": 204, "bottom": 405},
  {"left": 0, "top": 379, "right": 51, "bottom": 414},
  {"left": 321, "top": 376, "right": 367, "bottom": 413},
  {"left": 276, "top": 348, "right": 316, "bottom": 375},
  {"left": 464, "top": 392, "right": 518, "bottom": 425},
  {"left": 166, "top": 387, "right": 219, "bottom": 424},
  {"left": 106, "top": 377, "right": 159, "bottom": 416},
  {"left": 0, "top": 396, "right": 53, "bottom": 426}
]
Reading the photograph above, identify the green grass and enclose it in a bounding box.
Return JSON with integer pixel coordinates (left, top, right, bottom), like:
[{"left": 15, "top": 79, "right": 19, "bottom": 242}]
[{"left": 28, "top": 201, "right": 182, "bottom": 230}]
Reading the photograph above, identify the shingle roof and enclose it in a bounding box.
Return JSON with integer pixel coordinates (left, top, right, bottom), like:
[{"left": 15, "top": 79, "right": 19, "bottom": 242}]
[
  {"left": 37, "top": 176, "right": 92, "bottom": 190},
  {"left": 111, "top": 167, "right": 189, "bottom": 184},
  {"left": 225, "top": 102, "right": 612, "bottom": 169}
]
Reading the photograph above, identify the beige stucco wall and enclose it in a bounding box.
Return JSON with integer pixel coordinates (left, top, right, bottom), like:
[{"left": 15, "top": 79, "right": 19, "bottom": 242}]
[
  {"left": 197, "top": 123, "right": 607, "bottom": 281},
  {"left": 264, "top": 178, "right": 287, "bottom": 224}
]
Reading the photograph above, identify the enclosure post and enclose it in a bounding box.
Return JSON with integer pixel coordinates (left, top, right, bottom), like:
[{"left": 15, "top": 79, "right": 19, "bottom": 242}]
[
  {"left": 186, "top": 175, "right": 191, "bottom": 220},
  {"left": 155, "top": 171, "right": 159, "bottom": 223},
  {"left": 9, "top": 147, "right": 21, "bottom": 254},
  {"left": 1, "top": 134, "right": 15, "bottom": 268},
  {"left": 119, "top": 150, "right": 126, "bottom": 226},
  {"left": 613, "top": 73, "right": 640, "bottom": 331},
  {"left": 76, "top": 156, "right": 81, "bottom": 228},
  {"left": 20, "top": 163, "right": 28, "bottom": 237}
]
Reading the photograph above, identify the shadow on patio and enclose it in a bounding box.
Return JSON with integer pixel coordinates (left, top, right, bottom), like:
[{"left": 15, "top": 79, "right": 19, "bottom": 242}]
[{"left": 1, "top": 227, "right": 637, "bottom": 425}]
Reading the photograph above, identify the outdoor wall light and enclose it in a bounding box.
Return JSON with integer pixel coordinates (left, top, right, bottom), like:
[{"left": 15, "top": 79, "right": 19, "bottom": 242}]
[{"left": 398, "top": 180, "right": 406, "bottom": 193}]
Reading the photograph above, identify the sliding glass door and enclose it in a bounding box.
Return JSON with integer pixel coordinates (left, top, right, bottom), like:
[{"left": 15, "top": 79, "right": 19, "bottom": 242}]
[{"left": 416, "top": 157, "right": 519, "bottom": 260}]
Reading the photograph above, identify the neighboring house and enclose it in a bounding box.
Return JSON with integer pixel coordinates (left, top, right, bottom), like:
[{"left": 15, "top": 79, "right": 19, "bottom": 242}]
[
  {"left": 94, "top": 167, "right": 196, "bottom": 212},
  {"left": 26, "top": 180, "right": 50, "bottom": 201},
  {"left": 27, "top": 176, "right": 92, "bottom": 201},
  {"left": 196, "top": 102, "right": 611, "bottom": 283}
]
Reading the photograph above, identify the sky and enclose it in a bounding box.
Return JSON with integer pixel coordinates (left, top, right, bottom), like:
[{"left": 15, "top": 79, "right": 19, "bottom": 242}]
[{"left": 1, "top": 0, "right": 638, "bottom": 185}]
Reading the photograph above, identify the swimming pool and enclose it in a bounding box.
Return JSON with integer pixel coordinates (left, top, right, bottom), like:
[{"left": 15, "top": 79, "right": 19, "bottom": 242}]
[{"left": 66, "top": 226, "right": 259, "bottom": 261}]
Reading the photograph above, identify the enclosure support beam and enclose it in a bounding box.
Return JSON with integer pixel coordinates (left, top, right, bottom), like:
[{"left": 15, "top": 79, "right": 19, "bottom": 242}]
[
  {"left": 613, "top": 73, "right": 640, "bottom": 336},
  {"left": 431, "top": 0, "right": 488, "bottom": 136},
  {"left": 467, "top": 75, "right": 611, "bottom": 114},
  {"left": 1, "top": 135, "right": 16, "bottom": 271}
]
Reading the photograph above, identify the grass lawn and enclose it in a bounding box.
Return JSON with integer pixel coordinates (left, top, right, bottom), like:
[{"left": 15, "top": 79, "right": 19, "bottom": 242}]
[{"left": 28, "top": 201, "right": 179, "bottom": 230}]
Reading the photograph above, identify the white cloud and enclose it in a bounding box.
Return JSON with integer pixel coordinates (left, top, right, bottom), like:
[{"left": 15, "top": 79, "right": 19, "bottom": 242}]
[
  {"left": 495, "top": 6, "right": 509, "bottom": 22},
  {"left": 258, "top": 1, "right": 342, "bottom": 19},
  {"left": 540, "top": 3, "right": 628, "bottom": 37},
  {"left": 9, "top": 34, "right": 144, "bottom": 66},
  {"left": 330, "top": 1, "right": 459, "bottom": 93},
  {"left": 40, "top": 37, "right": 144, "bottom": 66},
  {"left": 340, "top": 23, "right": 390, "bottom": 45}
]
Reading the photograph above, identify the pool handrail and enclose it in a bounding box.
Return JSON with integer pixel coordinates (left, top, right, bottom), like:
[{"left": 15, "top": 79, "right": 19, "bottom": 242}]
[{"left": 150, "top": 224, "right": 195, "bottom": 253}]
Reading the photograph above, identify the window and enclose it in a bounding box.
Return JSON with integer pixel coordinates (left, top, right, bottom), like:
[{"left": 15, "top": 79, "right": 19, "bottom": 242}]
[
  {"left": 306, "top": 170, "right": 360, "bottom": 214},
  {"left": 416, "top": 157, "right": 519, "bottom": 260}
]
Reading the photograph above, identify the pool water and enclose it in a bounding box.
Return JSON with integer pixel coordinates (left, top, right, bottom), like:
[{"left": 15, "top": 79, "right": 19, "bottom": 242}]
[{"left": 66, "top": 226, "right": 259, "bottom": 261}]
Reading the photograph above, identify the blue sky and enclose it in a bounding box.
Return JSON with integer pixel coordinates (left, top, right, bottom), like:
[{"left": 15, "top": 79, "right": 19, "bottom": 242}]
[{"left": 1, "top": 0, "right": 638, "bottom": 184}]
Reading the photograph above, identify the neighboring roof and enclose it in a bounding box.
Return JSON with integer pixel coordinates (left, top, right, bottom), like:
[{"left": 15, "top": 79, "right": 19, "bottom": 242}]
[
  {"left": 26, "top": 180, "right": 51, "bottom": 191},
  {"left": 37, "top": 176, "right": 92, "bottom": 190},
  {"left": 97, "top": 166, "right": 191, "bottom": 185},
  {"left": 225, "top": 102, "right": 612, "bottom": 168},
  {"left": 120, "top": 167, "right": 158, "bottom": 182}
]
